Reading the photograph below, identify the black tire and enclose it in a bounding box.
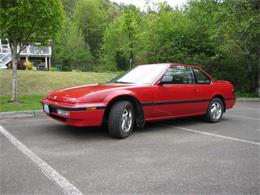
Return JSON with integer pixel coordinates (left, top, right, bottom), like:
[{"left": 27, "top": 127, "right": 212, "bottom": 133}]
[
  {"left": 205, "top": 98, "right": 224, "bottom": 123},
  {"left": 108, "top": 101, "right": 135, "bottom": 139}
]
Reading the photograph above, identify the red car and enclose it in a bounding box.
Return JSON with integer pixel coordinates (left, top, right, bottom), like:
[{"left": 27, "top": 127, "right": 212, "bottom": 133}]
[{"left": 41, "top": 63, "right": 236, "bottom": 138}]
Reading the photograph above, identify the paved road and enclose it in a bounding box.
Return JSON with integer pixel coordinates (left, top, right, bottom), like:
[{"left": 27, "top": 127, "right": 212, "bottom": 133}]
[{"left": 0, "top": 101, "right": 259, "bottom": 194}]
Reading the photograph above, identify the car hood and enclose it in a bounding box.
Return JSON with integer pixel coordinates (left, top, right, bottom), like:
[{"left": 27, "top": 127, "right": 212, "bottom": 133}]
[{"left": 47, "top": 83, "right": 132, "bottom": 103}]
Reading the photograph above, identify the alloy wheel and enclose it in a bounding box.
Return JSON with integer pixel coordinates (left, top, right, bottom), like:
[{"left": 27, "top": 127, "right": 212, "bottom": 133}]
[
  {"left": 121, "top": 108, "right": 133, "bottom": 133},
  {"left": 211, "top": 101, "right": 222, "bottom": 121}
]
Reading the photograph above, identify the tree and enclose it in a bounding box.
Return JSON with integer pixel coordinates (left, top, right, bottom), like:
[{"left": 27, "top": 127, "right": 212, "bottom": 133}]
[
  {"left": 0, "top": 0, "right": 64, "bottom": 102},
  {"left": 73, "top": 0, "right": 107, "bottom": 60},
  {"left": 102, "top": 7, "right": 142, "bottom": 70},
  {"left": 61, "top": 0, "right": 77, "bottom": 18},
  {"left": 186, "top": 0, "right": 260, "bottom": 95},
  {"left": 13, "top": 0, "right": 255, "bottom": 96},
  {"left": 217, "top": 0, "right": 260, "bottom": 94},
  {"left": 142, "top": 2, "right": 212, "bottom": 65},
  {"left": 52, "top": 17, "right": 94, "bottom": 71}
]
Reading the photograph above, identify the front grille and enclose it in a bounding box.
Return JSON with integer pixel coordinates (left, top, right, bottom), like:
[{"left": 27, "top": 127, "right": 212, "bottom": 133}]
[{"left": 49, "top": 105, "right": 57, "bottom": 113}]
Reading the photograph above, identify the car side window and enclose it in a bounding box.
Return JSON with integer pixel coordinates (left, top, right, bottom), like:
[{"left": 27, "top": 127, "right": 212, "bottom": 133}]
[
  {"left": 163, "top": 66, "right": 195, "bottom": 84},
  {"left": 192, "top": 68, "right": 211, "bottom": 84}
]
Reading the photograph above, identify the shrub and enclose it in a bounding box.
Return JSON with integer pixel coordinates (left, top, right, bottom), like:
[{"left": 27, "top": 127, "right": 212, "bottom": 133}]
[{"left": 23, "top": 61, "right": 33, "bottom": 70}]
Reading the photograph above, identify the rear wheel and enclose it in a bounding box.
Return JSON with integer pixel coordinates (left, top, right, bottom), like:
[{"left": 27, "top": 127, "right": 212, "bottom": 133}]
[
  {"left": 108, "top": 101, "right": 135, "bottom": 139},
  {"left": 205, "top": 98, "right": 224, "bottom": 122}
]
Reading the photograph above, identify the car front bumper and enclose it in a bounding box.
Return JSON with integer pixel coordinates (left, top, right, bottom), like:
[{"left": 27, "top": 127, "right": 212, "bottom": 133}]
[{"left": 40, "top": 98, "right": 106, "bottom": 127}]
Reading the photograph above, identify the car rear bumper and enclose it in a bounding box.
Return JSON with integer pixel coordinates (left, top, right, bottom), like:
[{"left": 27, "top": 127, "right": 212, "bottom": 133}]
[
  {"left": 225, "top": 97, "right": 236, "bottom": 109},
  {"left": 40, "top": 98, "right": 105, "bottom": 127}
]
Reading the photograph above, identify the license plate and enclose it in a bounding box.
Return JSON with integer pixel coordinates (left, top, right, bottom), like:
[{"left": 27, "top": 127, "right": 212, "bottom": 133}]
[{"left": 43, "top": 104, "right": 50, "bottom": 114}]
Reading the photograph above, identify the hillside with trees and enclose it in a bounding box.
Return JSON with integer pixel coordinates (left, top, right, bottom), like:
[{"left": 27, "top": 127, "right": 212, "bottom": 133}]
[{"left": 52, "top": 0, "right": 259, "bottom": 96}]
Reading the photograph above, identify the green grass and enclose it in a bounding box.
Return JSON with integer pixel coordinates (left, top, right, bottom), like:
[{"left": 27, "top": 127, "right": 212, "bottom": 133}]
[
  {"left": 0, "top": 70, "right": 118, "bottom": 96},
  {"left": 0, "top": 70, "right": 118, "bottom": 112},
  {"left": 0, "top": 95, "right": 43, "bottom": 112}
]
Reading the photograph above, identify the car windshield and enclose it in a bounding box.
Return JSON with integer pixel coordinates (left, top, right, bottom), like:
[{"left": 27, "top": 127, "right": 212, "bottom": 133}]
[{"left": 109, "top": 64, "right": 168, "bottom": 84}]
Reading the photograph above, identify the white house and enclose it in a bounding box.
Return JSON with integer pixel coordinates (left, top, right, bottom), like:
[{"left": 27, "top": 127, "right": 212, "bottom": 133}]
[{"left": 0, "top": 39, "right": 52, "bottom": 70}]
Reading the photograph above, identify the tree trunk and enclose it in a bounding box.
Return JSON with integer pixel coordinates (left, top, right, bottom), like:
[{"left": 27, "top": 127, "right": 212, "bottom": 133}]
[
  {"left": 129, "top": 36, "right": 133, "bottom": 69},
  {"left": 10, "top": 45, "right": 18, "bottom": 102}
]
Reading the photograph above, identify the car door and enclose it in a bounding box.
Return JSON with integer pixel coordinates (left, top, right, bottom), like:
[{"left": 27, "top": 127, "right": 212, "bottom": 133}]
[
  {"left": 191, "top": 67, "right": 214, "bottom": 113},
  {"left": 152, "top": 65, "right": 199, "bottom": 118}
]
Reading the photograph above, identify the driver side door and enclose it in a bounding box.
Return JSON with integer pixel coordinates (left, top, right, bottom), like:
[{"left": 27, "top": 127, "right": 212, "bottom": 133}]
[{"left": 152, "top": 65, "right": 199, "bottom": 118}]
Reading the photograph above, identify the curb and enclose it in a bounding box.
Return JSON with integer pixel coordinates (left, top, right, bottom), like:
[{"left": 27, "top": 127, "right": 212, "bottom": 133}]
[
  {"left": 237, "top": 98, "right": 260, "bottom": 102},
  {"left": 0, "top": 98, "right": 259, "bottom": 119},
  {"left": 0, "top": 110, "right": 45, "bottom": 119}
]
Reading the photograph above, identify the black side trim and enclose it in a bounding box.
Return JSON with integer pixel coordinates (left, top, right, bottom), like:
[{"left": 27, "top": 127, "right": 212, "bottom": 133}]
[
  {"left": 96, "top": 106, "right": 106, "bottom": 110},
  {"left": 225, "top": 98, "right": 236, "bottom": 101},
  {"left": 41, "top": 102, "right": 105, "bottom": 111},
  {"left": 142, "top": 99, "right": 210, "bottom": 106}
]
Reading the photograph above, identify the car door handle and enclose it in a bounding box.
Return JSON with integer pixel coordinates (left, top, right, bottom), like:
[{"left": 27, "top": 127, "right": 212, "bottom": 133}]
[{"left": 193, "top": 88, "right": 199, "bottom": 92}]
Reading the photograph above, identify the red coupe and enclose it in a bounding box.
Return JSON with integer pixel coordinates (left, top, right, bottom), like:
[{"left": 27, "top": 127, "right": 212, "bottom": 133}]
[{"left": 41, "top": 63, "right": 236, "bottom": 138}]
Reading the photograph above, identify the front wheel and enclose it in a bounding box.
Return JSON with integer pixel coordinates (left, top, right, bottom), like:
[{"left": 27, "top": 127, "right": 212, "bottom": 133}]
[
  {"left": 108, "top": 101, "right": 135, "bottom": 139},
  {"left": 205, "top": 98, "right": 224, "bottom": 122}
]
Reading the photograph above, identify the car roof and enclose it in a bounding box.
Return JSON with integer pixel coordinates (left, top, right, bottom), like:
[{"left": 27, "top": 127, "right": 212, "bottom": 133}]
[
  {"left": 138, "top": 63, "right": 201, "bottom": 69},
  {"left": 170, "top": 63, "right": 201, "bottom": 68},
  {"left": 137, "top": 63, "right": 171, "bottom": 66}
]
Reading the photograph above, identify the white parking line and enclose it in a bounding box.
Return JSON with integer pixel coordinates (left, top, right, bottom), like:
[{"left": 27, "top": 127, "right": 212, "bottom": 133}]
[
  {"left": 174, "top": 126, "right": 260, "bottom": 146},
  {"left": 226, "top": 114, "right": 260, "bottom": 121},
  {"left": 0, "top": 125, "right": 83, "bottom": 195}
]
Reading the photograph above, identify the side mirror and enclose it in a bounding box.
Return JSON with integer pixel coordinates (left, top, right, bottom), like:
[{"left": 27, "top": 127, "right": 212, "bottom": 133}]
[{"left": 158, "top": 75, "right": 173, "bottom": 85}]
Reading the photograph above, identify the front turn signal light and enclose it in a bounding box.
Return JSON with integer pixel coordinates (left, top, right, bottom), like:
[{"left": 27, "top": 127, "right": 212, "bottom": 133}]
[{"left": 86, "top": 107, "right": 97, "bottom": 111}]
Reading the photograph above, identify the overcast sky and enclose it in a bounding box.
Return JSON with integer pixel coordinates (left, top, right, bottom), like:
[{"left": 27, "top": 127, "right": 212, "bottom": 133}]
[{"left": 110, "top": 0, "right": 188, "bottom": 10}]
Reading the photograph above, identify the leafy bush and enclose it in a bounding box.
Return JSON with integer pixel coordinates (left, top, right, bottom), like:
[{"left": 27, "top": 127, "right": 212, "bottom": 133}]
[{"left": 23, "top": 61, "right": 33, "bottom": 70}]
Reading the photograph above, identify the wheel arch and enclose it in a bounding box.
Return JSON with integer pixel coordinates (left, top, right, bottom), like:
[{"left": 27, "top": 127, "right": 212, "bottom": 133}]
[
  {"left": 211, "top": 94, "right": 226, "bottom": 112},
  {"left": 103, "top": 95, "right": 145, "bottom": 128}
]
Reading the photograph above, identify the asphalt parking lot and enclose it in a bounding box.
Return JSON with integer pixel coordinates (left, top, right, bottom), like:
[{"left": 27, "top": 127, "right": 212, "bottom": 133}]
[{"left": 0, "top": 101, "right": 259, "bottom": 195}]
